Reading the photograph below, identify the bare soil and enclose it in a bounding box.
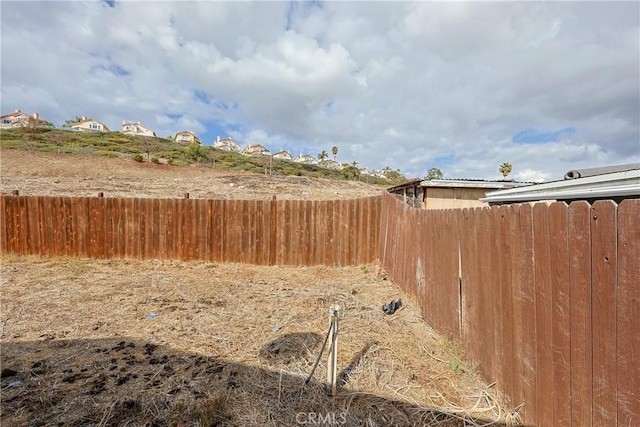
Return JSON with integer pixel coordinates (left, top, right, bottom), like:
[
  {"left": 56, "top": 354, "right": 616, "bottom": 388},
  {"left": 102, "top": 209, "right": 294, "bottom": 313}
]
[
  {"left": 0, "top": 150, "right": 386, "bottom": 200},
  {"left": 0, "top": 257, "right": 515, "bottom": 426}
]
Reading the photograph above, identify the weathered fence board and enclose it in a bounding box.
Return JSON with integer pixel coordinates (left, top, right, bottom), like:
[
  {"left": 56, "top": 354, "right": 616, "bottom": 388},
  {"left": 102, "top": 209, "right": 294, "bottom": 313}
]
[
  {"left": 378, "top": 193, "right": 638, "bottom": 427},
  {"left": 568, "top": 201, "right": 592, "bottom": 427},
  {"left": 549, "top": 202, "right": 571, "bottom": 426},
  {"left": 591, "top": 201, "right": 618, "bottom": 426},
  {"left": 616, "top": 199, "right": 640, "bottom": 426}
]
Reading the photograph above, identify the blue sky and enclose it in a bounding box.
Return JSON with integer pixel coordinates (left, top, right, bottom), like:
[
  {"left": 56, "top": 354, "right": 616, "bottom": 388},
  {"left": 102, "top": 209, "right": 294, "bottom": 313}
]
[{"left": 1, "top": 1, "right": 638, "bottom": 182}]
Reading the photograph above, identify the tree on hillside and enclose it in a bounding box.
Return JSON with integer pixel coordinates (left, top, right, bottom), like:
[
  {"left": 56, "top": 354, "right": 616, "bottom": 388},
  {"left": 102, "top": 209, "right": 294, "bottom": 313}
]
[
  {"left": 383, "top": 168, "right": 406, "bottom": 185},
  {"left": 499, "top": 162, "right": 513, "bottom": 178},
  {"left": 50, "top": 132, "right": 67, "bottom": 154},
  {"left": 207, "top": 147, "right": 222, "bottom": 168},
  {"left": 425, "top": 167, "right": 443, "bottom": 180},
  {"left": 187, "top": 143, "right": 208, "bottom": 162},
  {"left": 318, "top": 150, "right": 329, "bottom": 163},
  {"left": 341, "top": 161, "right": 360, "bottom": 180},
  {"left": 331, "top": 146, "right": 338, "bottom": 161},
  {"left": 140, "top": 137, "right": 159, "bottom": 162}
]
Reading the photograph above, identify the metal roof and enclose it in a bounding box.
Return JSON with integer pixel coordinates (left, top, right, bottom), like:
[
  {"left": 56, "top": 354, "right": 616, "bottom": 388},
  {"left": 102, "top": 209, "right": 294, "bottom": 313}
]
[
  {"left": 420, "top": 178, "right": 531, "bottom": 189},
  {"left": 482, "top": 168, "right": 640, "bottom": 203},
  {"left": 564, "top": 163, "right": 640, "bottom": 179}
]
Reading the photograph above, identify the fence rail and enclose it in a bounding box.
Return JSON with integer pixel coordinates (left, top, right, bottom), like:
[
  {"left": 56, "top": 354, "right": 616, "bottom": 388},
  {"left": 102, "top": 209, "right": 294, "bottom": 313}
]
[
  {"left": 379, "top": 192, "right": 639, "bottom": 426},
  {"left": 0, "top": 195, "right": 382, "bottom": 266}
]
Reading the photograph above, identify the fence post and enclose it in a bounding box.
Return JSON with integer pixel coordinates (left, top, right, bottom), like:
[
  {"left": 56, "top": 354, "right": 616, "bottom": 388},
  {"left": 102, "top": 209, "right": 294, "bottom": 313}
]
[{"left": 327, "top": 306, "right": 340, "bottom": 397}]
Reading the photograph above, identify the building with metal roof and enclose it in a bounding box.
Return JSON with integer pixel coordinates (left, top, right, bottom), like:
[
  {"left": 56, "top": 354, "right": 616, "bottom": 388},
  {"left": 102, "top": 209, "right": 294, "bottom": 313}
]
[{"left": 482, "top": 164, "right": 640, "bottom": 205}]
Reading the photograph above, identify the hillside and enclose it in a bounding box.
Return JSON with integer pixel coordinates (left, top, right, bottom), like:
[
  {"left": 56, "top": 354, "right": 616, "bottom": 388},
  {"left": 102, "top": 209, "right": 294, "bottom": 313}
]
[{"left": 0, "top": 149, "right": 387, "bottom": 200}]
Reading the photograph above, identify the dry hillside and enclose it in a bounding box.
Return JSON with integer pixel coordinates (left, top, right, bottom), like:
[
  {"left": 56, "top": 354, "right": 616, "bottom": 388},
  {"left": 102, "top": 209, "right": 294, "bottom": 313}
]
[{"left": 0, "top": 150, "right": 386, "bottom": 200}]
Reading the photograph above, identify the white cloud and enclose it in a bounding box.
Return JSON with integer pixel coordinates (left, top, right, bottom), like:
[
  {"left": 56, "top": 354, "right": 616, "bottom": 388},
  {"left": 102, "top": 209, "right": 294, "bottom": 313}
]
[{"left": 1, "top": 1, "right": 638, "bottom": 180}]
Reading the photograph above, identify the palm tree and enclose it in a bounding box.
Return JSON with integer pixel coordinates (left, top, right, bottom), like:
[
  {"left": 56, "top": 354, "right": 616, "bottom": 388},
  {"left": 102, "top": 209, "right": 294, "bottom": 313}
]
[
  {"left": 318, "top": 150, "right": 329, "bottom": 163},
  {"left": 499, "top": 162, "right": 513, "bottom": 178},
  {"left": 331, "top": 146, "right": 338, "bottom": 161}
]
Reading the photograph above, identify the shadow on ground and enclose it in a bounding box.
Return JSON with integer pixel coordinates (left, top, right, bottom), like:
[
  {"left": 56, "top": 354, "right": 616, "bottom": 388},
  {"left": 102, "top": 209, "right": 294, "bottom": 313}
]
[{"left": 1, "top": 336, "right": 512, "bottom": 426}]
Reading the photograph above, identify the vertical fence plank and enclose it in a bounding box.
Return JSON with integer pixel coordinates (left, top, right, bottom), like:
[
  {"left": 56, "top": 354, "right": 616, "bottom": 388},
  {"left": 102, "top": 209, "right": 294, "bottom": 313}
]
[
  {"left": 40, "top": 197, "right": 54, "bottom": 257},
  {"left": 315, "top": 199, "right": 323, "bottom": 265},
  {"left": 549, "top": 202, "right": 571, "bottom": 426},
  {"left": 568, "top": 201, "right": 592, "bottom": 427},
  {"left": 617, "top": 199, "right": 640, "bottom": 425},
  {"left": 488, "top": 207, "right": 504, "bottom": 392},
  {"left": 533, "top": 202, "right": 553, "bottom": 427},
  {"left": 591, "top": 201, "right": 618, "bottom": 426},
  {"left": 460, "top": 207, "right": 481, "bottom": 364},
  {"left": 150, "top": 198, "right": 160, "bottom": 260},
  {"left": 26, "top": 197, "right": 41, "bottom": 255},
  {"left": 194, "top": 198, "right": 203, "bottom": 261},
  {"left": 302, "top": 200, "right": 312, "bottom": 266},
  {"left": 518, "top": 203, "right": 538, "bottom": 425},
  {"left": 508, "top": 204, "right": 526, "bottom": 413},
  {"left": 6, "top": 197, "right": 20, "bottom": 253},
  {"left": 76, "top": 198, "right": 89, "bottom": 257},
  {"left": 88, "top": 196, "right": 106, "bottom": 259},
  {"left": 0, "top": 196, "right": 7, "bottom": 254},
  {"left": 183, "top": 199, "right": 194, "bottom": 261},
  {"left": 240, "top": 200, "right": 249, "bottom": 264},
  {"left": 19, "top": 196, "right": 28, "bottom": 254},
  {"left": 157, "top": 199, "right": 168, "bottom": 260},
  {"left": 333, "top": 200, "right": 343, "bottom": 266},
  {"left": 210, "top": 199, "right": 221, "bottom": 262},
  {"left": 497, "top": 205, "right": 514, "bottom": 404},
  {"left": 252, "top": 200, "right": 262, "bottom": 265}
]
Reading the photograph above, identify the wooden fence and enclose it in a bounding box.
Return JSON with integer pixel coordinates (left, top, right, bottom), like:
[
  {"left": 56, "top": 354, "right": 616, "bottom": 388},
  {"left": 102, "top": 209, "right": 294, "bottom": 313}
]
[
  {"left": 379, "top": 192, "right": 639, "bottom": 426},
  {"left": 2, "top": 191, "right": 638, "bottom": 425},
  {"left": 0, "top": 195, "right": 382, "bottom": 266}
]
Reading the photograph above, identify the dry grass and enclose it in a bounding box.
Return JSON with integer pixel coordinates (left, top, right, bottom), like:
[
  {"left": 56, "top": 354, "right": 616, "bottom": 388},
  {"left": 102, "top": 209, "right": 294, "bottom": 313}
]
[
  {"left": 0, "top": 150, "right": 385, "bottom": 200},
  {"left": 1, "top": 256, "right": 518, "bottom": 426}
]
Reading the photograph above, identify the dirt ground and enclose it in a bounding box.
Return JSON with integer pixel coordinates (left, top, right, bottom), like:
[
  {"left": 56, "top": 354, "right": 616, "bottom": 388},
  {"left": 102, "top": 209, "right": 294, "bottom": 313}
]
[
  {"left": 0, "top": 150, "right": 386, "bottom": 200},
  {"left": 0, "top": 257, "right": 516, "bottom": 426}
]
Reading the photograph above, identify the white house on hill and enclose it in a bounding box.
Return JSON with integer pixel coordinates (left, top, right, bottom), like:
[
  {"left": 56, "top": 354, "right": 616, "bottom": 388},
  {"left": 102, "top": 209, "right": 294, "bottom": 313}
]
[
  {"left": 243, "top": 144, "right": 271, "bottom": 156},
  {"left": 122, "top": 121, "right": 156, "bottom": 137},
  {"left": 213, "top": 136, "right": 241, "bottom": 152},
  {"left": 293, "top": 154, "right": 317, "bottom": 165},
  {"left": 69, "top": 116, "right": 110, "bottom": 132},
  {"left": 273, "top": 150, "right": 293, "bottom": 161}
]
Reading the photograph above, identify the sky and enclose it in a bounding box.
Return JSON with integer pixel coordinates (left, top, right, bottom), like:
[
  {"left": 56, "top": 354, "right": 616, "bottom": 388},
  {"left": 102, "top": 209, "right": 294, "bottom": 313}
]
[{"left": 1, "top": 1, "right": 638, "bottom": 182}]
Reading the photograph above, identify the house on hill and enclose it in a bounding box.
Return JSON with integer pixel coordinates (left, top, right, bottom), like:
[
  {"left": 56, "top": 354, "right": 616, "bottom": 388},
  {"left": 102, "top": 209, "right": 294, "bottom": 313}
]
[
  {"left": 213, "top": 136, "right": 241, "bottom": 152},
  {"left": 273, "top": 150, "right": 293, "bottom": 161},
  {"left": 174, "top": 131, "right": 202, "bottom": 144},
  {"left": 243, "top": 144, "right": 271, "bottom": 156},
  {"left": 293, "top": 154, "right": 317, "bottom": 165},
  {"left": 1, "top": 109, "right": 49, "bottom": 129},
  {"left": 121, "top": 121, "right": 156, "bottom": 137},
  {"left": 68, "top": 116, "right": 110, "bottom": 132}
]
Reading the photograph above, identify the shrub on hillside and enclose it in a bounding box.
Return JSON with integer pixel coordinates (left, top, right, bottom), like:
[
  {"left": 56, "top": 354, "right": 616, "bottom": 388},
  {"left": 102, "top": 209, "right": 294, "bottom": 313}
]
[{"left": 133, "top": 154, "right": 144, "bottom": 162}]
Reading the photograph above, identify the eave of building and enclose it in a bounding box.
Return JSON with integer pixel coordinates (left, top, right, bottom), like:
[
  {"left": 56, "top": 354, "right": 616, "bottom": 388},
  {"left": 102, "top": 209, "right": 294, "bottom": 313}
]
[
  {"left": 481, "top": 169, "right": 640, "bottom": 203},
  {"left": 421, "top": 179, "right": 531, "bottom": 189}
]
